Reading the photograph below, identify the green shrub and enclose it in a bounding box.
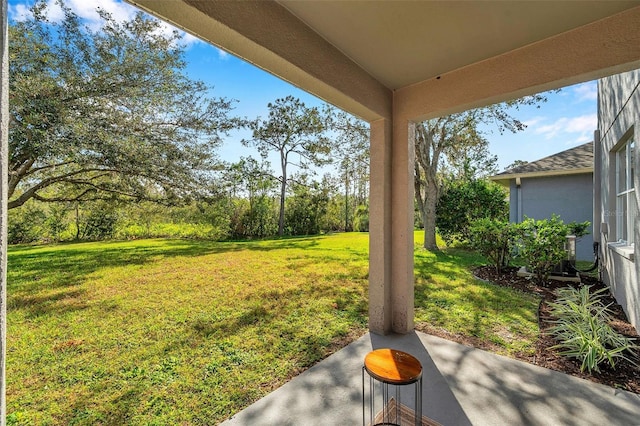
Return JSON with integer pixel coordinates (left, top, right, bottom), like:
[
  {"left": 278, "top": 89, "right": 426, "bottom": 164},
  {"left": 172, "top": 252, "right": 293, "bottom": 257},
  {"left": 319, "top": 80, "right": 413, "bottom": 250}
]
[
  {"left": 285, "top": 182, "right": 330, "bottom": 236},
  {"left": 468, "top": 218, "right": 517, "bottom": 273},
  {"left": 548, "top": 285, "right": 638, "bottom": 374},
  {"left": 353, "top": 204, "right": 369, "bottom": 232},
  {"left": 45, "top": 203, "right": 74, "bottom": 242},
  {"left": 567, "top": 220, "right": 591, "bottom": 239},
  {"left": 516, "top": 215, "right": 571, "bottom": 284},
  {"left": 242, "top": 197, "right": 278, "bottom": 238},
  {"left": 81, "top": 208, "right": 119, "bottom": 240},
  {"left": 8, "top": 202, "right": 47, "bottom": 244},
  {"left": 436, "top": 178, "right": 508, "bottom": 245},
  {"left": 116, "top": 223, "right": 225, "bottom": 240}
]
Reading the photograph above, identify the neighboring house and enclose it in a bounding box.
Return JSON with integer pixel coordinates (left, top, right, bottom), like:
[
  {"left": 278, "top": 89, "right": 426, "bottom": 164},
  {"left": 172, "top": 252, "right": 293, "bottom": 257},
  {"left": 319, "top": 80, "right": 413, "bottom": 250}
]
[
  {"left": 596, "top": 69, "right": 640, "bottom": 331},
  {"left": 490, "top": 142, "right": 594, "bottom": 261}
]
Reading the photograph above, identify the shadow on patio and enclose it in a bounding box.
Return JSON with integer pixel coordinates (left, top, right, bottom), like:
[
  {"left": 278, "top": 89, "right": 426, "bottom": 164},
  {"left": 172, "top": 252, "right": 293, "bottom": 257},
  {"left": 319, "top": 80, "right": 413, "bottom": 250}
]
[{"left": 221, "top": 331, "right": 640, "bottom": 425}]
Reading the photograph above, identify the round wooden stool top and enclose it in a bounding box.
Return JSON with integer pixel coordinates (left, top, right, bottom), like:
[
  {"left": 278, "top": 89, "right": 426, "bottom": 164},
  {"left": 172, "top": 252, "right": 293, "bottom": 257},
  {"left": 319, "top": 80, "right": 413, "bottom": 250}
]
[{"left": 364, "top": 349, "right": 422, "bottom": 385}]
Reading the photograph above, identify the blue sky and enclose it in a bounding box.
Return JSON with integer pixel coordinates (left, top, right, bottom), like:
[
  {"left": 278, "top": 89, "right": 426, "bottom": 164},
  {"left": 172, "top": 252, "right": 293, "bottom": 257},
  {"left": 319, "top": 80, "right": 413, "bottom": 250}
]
[{"left": 9, "top": 0, "right": 598, "bottom": 173}]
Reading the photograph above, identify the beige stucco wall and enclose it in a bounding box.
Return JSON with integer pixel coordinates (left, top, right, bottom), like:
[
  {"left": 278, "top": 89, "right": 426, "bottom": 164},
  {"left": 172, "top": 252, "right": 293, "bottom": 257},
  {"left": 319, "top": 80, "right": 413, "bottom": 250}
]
[{"left": 597, "top": 69, "right": 640, "bottom": 330}]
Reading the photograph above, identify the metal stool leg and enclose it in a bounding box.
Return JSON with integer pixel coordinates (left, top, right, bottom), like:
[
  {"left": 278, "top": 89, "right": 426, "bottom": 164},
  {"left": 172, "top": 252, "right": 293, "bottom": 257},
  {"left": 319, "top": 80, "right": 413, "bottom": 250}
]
[
  {"left": 415, "top": 376, "right": 423, "bottom": 426},
  {"left": 395, "top": 384, "right": 400, "bottom": 425},
  {"left": 382, "top": 382, "right": 388, "bottom": 424},
  {"left": 362, "top": 366, "right": 365, "bottom": 426}
]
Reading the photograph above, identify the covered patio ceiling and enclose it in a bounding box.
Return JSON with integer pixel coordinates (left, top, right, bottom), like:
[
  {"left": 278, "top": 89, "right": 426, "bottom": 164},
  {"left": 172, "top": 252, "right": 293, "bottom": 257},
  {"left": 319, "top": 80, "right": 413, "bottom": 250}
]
[
  {"left": 123, "top": 0, "right": 640, "bottom": 335},
  {"left": 279, "top": 0, "right": 639, "bottom": 90}
]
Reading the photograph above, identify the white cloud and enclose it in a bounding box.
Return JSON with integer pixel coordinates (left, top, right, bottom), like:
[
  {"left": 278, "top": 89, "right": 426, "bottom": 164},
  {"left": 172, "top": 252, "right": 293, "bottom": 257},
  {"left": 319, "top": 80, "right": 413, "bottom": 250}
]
[
  {"left": 217, "top": 48, "right": 230, "bottom": 60},
  {"left": 564, "top": 114, "right": 597, "bottom": 133},
  {"left": 522, "top": 116, "right": 545, "bottom": 128},
  {"left": 532, "top": 113, "right": 597, "bottom": 145},
  {"left": 572, "top": 81, "right": 597, "bottom": 102},
  {"left": 73, "top": 0, "right": 201, "bottom": 47},
  {"left": 568, "top": 133, "right": 592, "bottom": 145},
  {"left": 10, "top": 0, "right": 201, "bottom": 47},
  {"left": 9, "top": 0, "right": 136, "bottom": 24},
  {"left": 183, "top": 32, "right": 201, "bottom": 46},
  {"left": 7, "top": 3, "right": 32, "bottom": 21},
  {"left": 9, "top": 0, "right": 64, "bottom": 21},
  {"left": 67, "top": 0, "right": 135, "bottom": 25}
]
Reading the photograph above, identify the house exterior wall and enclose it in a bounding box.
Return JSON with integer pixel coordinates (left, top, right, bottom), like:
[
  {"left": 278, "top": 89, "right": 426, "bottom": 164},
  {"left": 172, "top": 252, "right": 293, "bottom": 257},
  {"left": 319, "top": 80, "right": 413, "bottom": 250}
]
[
  {"left": 508, "top": 174, "right": 594, "bottom": 261},
  {"left": 598, "top": 69, "right": 640, "bottom": 331}
]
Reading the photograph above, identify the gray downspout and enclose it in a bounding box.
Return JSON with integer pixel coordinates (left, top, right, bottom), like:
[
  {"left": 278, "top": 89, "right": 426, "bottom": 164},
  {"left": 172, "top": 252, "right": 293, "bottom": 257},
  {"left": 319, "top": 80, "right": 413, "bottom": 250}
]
[
  {"left": 593, "top": 130, "right": 601, "bottom": 243},
  {"left": 516, "top": 177, "right": 522, "bottom": 223},
  {"left": 593, "top": 130, "right": 603, "bottom": 283}
]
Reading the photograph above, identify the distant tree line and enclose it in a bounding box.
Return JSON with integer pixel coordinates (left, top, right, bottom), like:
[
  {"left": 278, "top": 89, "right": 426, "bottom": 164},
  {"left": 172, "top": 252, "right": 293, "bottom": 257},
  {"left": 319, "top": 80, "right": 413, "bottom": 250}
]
[{"left": 8, "top": 179, "right": 371, "bottom": 244}]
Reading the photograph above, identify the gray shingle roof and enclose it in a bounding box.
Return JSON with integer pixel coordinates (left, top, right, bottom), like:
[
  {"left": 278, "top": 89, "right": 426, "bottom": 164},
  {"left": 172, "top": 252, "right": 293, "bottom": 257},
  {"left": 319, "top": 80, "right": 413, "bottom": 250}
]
[{"left": 493, "top": 141, "right": 593, "bottom": 177}]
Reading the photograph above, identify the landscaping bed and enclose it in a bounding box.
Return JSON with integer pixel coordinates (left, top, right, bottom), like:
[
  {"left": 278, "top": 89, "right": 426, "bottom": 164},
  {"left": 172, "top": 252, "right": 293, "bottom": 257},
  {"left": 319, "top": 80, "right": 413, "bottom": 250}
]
[
  {"left": 469, "top": 266, "right": 640, "bottom": 394},
  {"left": 419, "top": 265, "right": 640, "bottom": 394}
]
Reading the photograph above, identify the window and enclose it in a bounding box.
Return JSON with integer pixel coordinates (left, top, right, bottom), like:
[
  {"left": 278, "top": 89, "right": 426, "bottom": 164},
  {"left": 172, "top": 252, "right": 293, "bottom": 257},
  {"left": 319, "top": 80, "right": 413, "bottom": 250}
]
[{"left": 616, "top": 138, "right": 635, "bottom": 244}]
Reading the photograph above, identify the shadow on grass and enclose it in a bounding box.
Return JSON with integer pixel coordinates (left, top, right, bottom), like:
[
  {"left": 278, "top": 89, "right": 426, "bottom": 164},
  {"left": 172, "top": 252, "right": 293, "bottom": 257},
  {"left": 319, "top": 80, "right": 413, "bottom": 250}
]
[
  {"left": 7, "top": 236, "right": 335, "bottom": 317},
  {"left": 413, "top": 248, "right": 539, "bottom": 344},
  {"left": 188, "top": 278, "right": 368, "bottom": 343},
  {"left": 8, "top": 236, "right": 325, "bottom": 293},
  {"left": 59, "top": 281, "right": 369, "bottom": 423},
  {"left": 9, "top": 288, "right": 89, "bottom": 318}
]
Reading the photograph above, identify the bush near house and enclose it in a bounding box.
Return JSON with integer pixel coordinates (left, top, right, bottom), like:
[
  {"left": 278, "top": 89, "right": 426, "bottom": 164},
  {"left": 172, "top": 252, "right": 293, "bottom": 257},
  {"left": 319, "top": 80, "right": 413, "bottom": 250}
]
[
  {"left": 515, "top": 216, "right": 590, "bottom": 284},
  {"left": 468, "top": 218, "right": 518, "bottom": 273},
  {"left": 515, "top": 215, "right": 570, "bottom": 284},
  {"left": 469, "top": 215, "right": 590, "bottom": 282}
]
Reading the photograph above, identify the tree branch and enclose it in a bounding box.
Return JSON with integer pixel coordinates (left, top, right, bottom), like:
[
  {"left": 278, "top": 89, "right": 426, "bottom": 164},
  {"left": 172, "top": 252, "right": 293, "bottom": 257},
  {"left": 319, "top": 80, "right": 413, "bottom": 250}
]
[
  {"left": 23, "top": 160, "right": 76, "bottom": 177},
  {"left": 8, "top": 167, "right": 121, "bottom": 209}
]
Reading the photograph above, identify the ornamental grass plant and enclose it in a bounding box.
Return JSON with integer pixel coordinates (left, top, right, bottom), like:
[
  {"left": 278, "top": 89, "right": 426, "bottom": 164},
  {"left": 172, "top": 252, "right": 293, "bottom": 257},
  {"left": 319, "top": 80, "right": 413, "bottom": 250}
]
[{"left": 548, "top": 285, "right": 639, "bottom": 374}]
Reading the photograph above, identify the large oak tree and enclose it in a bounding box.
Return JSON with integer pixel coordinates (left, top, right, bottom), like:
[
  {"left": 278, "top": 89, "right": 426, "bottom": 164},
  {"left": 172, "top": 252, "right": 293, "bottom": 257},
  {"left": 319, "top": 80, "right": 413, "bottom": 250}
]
[
  {"left": 414, "top": 95, "right": 548, "bottom": 250},
  {"left": 8, "top": 1, "right": 237, "bottom": 209}
]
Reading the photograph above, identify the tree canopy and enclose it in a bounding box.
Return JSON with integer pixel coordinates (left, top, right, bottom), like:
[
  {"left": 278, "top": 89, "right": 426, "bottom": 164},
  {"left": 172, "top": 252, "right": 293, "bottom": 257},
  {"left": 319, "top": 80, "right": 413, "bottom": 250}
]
[
  {"left": 327, "top": 107, "right": 369, "bottom": 231},
  {"left": 414, "top": 94, "right": 549, "bottom": 250},
  {"left": 242, "top": 96, "right": 331, "bottom": 236},
  {"left": 8, "top": 0, "right": 238, "bottom": 209}
]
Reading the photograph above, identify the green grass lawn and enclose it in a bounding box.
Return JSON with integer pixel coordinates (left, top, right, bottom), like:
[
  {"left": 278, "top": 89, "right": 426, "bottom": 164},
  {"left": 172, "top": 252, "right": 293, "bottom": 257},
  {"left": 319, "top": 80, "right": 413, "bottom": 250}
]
[
  {"left": 7, "top": 232, "right": 540, "bottom": 425},
  {"left": 413, "top": 232, "right": 540, "bottom": 355}
]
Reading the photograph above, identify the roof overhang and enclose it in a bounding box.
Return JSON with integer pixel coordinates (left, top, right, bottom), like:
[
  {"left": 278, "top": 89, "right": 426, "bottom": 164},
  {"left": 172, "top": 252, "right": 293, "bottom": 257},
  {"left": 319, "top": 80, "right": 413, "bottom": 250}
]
[
  {"left": 124, "top": 1, "right": 640, "bottom": 122},
  {"left": 490, "top": 167, "right": 594, "bottom": 187}
]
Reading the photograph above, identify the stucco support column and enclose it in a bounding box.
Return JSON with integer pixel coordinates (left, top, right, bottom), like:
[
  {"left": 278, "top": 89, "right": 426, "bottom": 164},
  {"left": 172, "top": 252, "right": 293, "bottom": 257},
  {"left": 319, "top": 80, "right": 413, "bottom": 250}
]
[
  {"left": 369, "top": 117, "right": 415, "bottom": 335},
  {"left": 369, "top": 119, "right": 392, "bottom": 334},
  {"left": 390, "top": 119, "right": 415, "bottom": 334},
  {"left": 0, "top": 0, "right": 8, "bottom": 422}
]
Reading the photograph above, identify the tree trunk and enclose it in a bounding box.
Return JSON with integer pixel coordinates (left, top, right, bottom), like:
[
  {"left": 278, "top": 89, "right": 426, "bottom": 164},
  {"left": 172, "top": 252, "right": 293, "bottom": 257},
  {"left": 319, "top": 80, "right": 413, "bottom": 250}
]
[
  {"left": 278, "top": 159, "right": 286, "bottom": 236},
  {"left": 75, "top": 204, "right": 81, "bottom": 240},
  {"left": 423, "top": 175, "right": 439, "bottom": 250},
  {"left": 416, "top": 177, "right": 438, "bottom": 250},
  {"left": 344, "top": 171, "right": 349, "bottom": 231},
  {"left": 414, "top": 122, "right": 441, "bottom": 250}
]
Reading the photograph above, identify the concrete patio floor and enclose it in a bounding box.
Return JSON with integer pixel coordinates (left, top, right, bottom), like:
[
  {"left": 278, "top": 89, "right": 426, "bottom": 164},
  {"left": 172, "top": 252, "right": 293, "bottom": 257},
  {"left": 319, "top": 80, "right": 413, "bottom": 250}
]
[{"left": 221, "top": 331, "right": 640, "bottom": 425}]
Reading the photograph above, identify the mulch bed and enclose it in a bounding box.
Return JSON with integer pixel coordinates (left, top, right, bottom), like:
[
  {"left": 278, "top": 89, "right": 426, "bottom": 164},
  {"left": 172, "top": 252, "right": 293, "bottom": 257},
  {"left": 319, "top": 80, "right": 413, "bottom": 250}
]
[{"left": 419, "top": 266, "right": 640, "bottom": 394}]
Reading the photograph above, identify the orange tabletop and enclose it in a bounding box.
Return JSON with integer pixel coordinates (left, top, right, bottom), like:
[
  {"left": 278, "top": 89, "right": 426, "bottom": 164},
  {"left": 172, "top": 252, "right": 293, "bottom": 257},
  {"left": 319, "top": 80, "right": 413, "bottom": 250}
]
[{"left": 364, "top": 349, "right": 422, "bottom": 384}]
